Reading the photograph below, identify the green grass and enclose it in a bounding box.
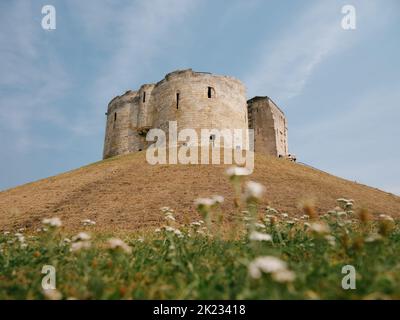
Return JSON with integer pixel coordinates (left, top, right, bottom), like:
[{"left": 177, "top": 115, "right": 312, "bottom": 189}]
[{"left": 0, "top": 203, "right": 399, "bottom": 300}]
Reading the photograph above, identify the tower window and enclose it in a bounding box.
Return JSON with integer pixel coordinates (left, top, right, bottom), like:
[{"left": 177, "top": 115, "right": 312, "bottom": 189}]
[
  {"left": 113, "top": 112, "right": 117, "bottom": 128},
  {"left": 143, "top": 91, "right": 146, "bottom": 103},
  {"left": 210, "top": 134, "right": 216, "bottom": 147},
  {"left": 176, "top": 92, "right": 180, "bottom": 109},
  {"left": 207, "top": 86, "right": 215, "bottom": 99}
]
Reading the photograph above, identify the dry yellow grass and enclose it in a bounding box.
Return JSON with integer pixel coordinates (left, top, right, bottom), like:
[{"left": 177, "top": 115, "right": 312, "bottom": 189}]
[{"left": 0, "top": 151, "right": 399, "bottom": 232}]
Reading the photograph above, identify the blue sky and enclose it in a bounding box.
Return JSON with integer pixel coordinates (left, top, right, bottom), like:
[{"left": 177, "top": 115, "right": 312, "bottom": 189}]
[{"left": 0, "top": 0, "right": 399, "bottom": 195}]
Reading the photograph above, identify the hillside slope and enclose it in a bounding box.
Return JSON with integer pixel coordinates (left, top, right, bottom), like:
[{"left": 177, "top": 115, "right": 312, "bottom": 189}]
[{"left": 0, "top": 152, "right": 399, "bottom": 232}]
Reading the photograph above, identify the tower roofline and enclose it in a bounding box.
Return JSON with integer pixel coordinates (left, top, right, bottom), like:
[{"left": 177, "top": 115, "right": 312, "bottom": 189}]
[{"left": 247, "top": 96, "right": 285, "bottom": 116}]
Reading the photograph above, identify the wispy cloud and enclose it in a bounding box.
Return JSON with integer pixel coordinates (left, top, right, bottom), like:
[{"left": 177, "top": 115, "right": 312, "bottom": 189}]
[
  {"left": 68, "top": 0, "right": 200, "bottom": 136},
  {"left": 94, "top": 0, "right": 199, "bottom": 101},
  {"left": 0, "top": 1, "right": 71, "bottom": 153},
  {"left": 244, "top": 2, "right": 377, "bottom": 101},
  {"left": 0, "top": 0, "right": 199, "bottom": 150}
]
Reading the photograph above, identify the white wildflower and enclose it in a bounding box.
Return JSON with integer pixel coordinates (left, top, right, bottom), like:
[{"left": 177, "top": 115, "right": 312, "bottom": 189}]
[
  {"left": 107, "top": 238, "right": 132, "bottom": 254},
  {"left": 254, "top": 223, "right": 266, "bottom": 229},
  {"left": 42, "top": 217, "right": 62, "bottom": 228},
  {"left": 337, "top": 198, "right": 354, "bottom": 210},
  {"left": 164, "top": 226, "right": 175, "bottom": 232},
  {"left": 345, "top": 202, "right": 353, "bottom": 210},
  {"left": 72, "top": 232, "right": 91, "bottom": 242},
  {"left": 164, "top": 226, "right": 183, "bottom": 237},
  {"left": 248, "top": 256, "right": 288, "bottom": 279},
  {"left": 164, "top": 214, "right": 176, "bottom": 221},
  {"left": 174, "top": 229, "right": 183, "bottom": 237},
  {"left": 70, "top": 241, "right": 91, "bottom": 252},
  {"left": 211, "top": 195, "right": 224, "bottom": 204},
  {"left": 379, "top": 214, "right": 394, "bottom": 222},
  {"left": 308, "top": 222, "right": 330, "bottom": 234},
  {"left": 15, "top": 233, "right": 25, "bottom": 244},
  {"left": 324, "top": 235, "right": 336, "bottom": 246},
  {"left": 249, "top": 231, "right": 272, "bottom": 242},
  {"left": 244, "top": 181, "right": 266, "bottom": 201},
  {"left": 226, "top": 166, "right": 251, "bottom": 177},
  {"left": 337, "top": 198, "right": 349, "bottom": 205},
  {"left": 194, "top": 198, "right": 216, "bottom": 207},
  {"left": 365, "top": 234, "right": 383, "bottom": 243},
  {"left": 155, "top": 228, "right": 161, "bottom": 233},
  {"left": 266, "top": 207, "right": 279, "bottom": 215},
  {"left": 281, "top": 213, "right": 289, "bottom": 218},
  {"left": 81, "top": 219, "right": 96, "bottom": 226}
]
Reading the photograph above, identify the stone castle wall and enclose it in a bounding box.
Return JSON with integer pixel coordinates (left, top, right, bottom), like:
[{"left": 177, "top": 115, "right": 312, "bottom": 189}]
[
  {"left": 103, "top": 90, "right": 137, "bottom": 159},
  {"left": 103, "top": 69, "right": 288, "bottom": 159},
  {"left": 248, "top": 97, "right": 288, "bottom": 157}
]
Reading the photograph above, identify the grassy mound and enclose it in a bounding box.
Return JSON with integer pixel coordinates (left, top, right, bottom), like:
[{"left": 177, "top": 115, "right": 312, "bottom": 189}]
[{"left": 0, "top": 151, "right": 399, "bottom": 233}]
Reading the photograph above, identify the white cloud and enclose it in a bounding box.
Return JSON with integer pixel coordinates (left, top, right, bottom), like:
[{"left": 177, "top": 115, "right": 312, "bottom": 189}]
[
  {"left": 68, "top": 0, "right": 200, "bottom": 136},
  {"left": 0, "top": 0, "right": 200, "bottom": 151},
  {"left": 94, "top": 0, "right": 199, "bottom": 100},
  {"left": 0, "top": 1, "right": 71, "bottom": 153},
  {"left": 244, "top": 1, "right": 379, "bottom": 101}
]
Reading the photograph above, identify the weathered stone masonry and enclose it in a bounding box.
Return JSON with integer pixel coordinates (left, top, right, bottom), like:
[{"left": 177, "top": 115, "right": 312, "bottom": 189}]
[{"left": 103, "top": 69, "right": 289, "bottom": 159}]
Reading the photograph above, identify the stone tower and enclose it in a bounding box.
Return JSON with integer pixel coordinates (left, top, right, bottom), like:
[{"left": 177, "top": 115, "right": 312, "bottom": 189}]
[
  {"left": 103, "top": 69, "right": 289, "bottom": 159},
  {"left": 247, "top": 96, "right": 288, "bottom": 157}
]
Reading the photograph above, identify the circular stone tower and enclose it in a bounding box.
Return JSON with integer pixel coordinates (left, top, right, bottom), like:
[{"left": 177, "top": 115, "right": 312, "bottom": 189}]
[{"left": 151, "top": 69, "right": 248, "bottom": 135}]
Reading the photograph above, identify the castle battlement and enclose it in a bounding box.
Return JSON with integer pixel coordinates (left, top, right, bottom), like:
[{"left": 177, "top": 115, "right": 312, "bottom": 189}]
[{"left": 103, "top": 69, "right": 288, "bottom": 159}]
